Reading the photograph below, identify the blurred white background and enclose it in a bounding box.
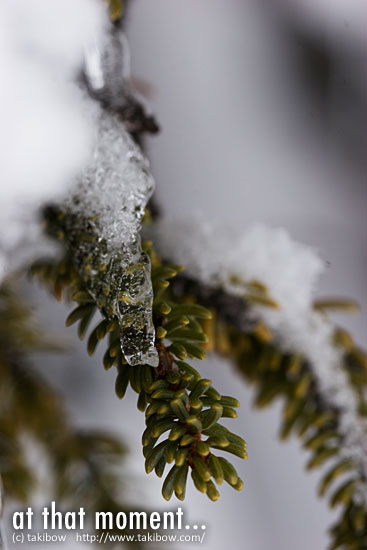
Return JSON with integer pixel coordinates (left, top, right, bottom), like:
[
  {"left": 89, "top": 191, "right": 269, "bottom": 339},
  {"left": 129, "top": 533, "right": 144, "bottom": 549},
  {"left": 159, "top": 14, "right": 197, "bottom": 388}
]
[{"left": 21, "top": 1, "right": 366, "bottom": 549}]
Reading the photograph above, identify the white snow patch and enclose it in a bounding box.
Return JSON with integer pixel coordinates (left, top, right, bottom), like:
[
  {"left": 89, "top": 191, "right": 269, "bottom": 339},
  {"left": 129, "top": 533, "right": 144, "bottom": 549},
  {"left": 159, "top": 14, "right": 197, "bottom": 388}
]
[
  {"left": 152, "top": 217, "right": 367, "bottom": 501},
  {"left": 0, "top": 0, "right": 109, "bottom": 280}
]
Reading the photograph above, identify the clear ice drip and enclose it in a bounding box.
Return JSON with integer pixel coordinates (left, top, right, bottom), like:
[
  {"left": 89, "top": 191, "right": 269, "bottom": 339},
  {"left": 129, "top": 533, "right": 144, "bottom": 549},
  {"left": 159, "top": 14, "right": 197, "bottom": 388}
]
[
  {"left": 84, "top": 27, "right": 131, "bottom": 107},
  {"left": 64, "top": 102, "right": 158, "bottom": 367}
]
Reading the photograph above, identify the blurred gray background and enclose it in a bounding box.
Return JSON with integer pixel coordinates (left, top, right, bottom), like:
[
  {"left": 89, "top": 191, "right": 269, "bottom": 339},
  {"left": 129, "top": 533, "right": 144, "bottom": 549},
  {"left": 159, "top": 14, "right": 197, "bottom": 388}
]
[{"left": 25, "top": 1, "right": 366, "bottom": 549}]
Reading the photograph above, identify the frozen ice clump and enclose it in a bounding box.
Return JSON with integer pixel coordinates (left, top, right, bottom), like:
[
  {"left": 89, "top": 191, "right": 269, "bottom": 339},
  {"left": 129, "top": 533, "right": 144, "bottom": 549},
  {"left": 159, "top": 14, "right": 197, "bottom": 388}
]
[
  {"left": 63, "top": 101, "right": 158, "bottom": 367},
  {"left": 68, "top": 100, "right": 155, "bottom": 248}
]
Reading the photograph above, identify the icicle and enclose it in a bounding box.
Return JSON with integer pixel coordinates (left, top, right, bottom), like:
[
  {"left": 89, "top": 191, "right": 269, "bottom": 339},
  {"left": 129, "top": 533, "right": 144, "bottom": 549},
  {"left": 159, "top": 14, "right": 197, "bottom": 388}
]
[
  {"left": 84, "top": 26, "right": 132, "bottom": 108},
  {"left": 63, "top": 102, "right": 158, "bottom": 367}
]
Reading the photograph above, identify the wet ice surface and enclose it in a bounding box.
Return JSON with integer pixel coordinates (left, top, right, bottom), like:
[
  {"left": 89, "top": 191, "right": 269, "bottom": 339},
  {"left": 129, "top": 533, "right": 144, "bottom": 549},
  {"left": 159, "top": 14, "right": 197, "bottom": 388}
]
[
  {"left": 151, "top": 217, "right": 367, "bottom": 501},
  {"left": 64, "top": 103, "right": 158, "bottom": 367},
  {"left": 84, "top": 27, "right": 131, "bottom": 108},
  {"left": 69, "top": 102, "right": 155, "bottom": 248}
]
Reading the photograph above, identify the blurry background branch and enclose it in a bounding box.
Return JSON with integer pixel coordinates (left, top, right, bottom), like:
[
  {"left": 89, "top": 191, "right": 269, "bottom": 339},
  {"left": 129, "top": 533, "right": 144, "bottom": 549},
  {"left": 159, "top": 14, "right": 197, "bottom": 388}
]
[{"left": 0, "top": 283, "right": 143, "bottom": 547}]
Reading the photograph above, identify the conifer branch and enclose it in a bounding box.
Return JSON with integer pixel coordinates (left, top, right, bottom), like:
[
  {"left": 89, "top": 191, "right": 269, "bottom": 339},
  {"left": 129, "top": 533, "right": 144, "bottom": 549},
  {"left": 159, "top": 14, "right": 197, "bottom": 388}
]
[
  {"left": 0, "top": 284, "right": 144, "bottom": 547},
  {"left": 31, "top": 226, "right": 247, "bottom": 502},
  {"left": 168, "top": 274, "right": 367, "bottom": 550}
]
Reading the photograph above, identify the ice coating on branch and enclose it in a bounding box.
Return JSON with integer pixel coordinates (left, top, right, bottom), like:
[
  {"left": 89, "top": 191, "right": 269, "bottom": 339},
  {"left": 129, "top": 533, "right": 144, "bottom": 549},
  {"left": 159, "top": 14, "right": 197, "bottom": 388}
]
[
  {"left": 151, "top": 217, "right": 367, "bottom": 500},
  {"left": 83, "top": 25, "right": 158, "bottom": 135},
  {"left": 84, "top": 27, "right": 131, "bottom": 105},
  {"left": 63, "top": 102, "right": 158, "bottom": 367},
  {"left": 68, "top": 101, "right": 155, "bottom": 248}
]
